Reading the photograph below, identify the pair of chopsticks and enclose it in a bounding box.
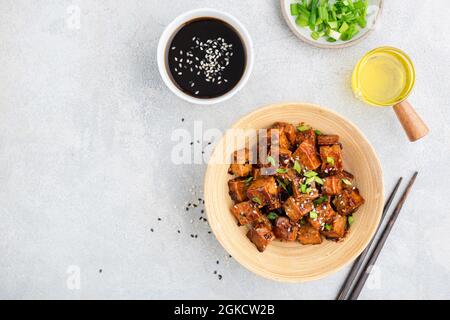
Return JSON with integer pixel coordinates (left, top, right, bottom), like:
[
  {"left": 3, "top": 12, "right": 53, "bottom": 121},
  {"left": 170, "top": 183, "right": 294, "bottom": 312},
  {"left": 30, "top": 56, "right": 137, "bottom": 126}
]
[{"left": 337, "top": 172, "right": 418, "bottom": 300}]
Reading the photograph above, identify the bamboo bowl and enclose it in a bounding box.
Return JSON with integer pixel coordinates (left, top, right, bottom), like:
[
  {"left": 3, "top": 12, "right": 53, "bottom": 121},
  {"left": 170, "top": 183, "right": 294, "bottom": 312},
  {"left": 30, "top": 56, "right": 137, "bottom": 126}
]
[{"left": 204, "top": 102, "right": 384, "bottom": 282}]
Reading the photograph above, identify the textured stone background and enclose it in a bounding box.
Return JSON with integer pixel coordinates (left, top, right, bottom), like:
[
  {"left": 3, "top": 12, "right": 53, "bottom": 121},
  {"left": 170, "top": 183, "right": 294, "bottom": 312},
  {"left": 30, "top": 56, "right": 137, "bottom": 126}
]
[{"left": 0, "top": 0, "right": 449, "bottom": 299}]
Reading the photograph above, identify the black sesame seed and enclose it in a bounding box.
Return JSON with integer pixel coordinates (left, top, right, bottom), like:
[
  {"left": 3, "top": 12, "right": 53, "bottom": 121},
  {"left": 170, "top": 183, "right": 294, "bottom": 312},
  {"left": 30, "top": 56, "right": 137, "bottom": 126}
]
[
  {"left": 216, "top": 260, "right": 219, "bottom": 264},
  {"left": 99, "top": 269, "right": 102, "bottom": 273},
  {"left": 158, "top": 218, "right": 161, "bottom": 221},
  {"left": 218, "top": 275, "right": 222, "bottom": 280},
  {"left": 214, "top": 270, "right": 217, "bottom": 274},
  {"left": 150, "top": 228, "right": 154, "bottom": 232}
]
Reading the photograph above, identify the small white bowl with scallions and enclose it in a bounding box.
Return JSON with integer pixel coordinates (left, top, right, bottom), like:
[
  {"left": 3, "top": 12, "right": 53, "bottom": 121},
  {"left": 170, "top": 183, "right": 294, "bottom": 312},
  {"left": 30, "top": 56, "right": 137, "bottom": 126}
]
[{"left": 280, "top": 0, "right": 383, "bottom": 48}]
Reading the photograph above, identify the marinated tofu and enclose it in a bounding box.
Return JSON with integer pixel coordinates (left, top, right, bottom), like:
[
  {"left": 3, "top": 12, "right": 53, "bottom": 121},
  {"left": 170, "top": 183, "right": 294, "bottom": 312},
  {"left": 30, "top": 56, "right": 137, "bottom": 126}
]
[
  {"left": 272, "top": 122, "right": 297, "bottom": 145},
  {"left": 293, "top": 140, "right": 321, "bottom": 170},
  {"left": 321, "top": 214, "right": 347, "bottom": 239},
  {"left": 320, "top": 144, "right": 343, "bottom": 173},
  {"left": 226, "top": 121, "right": 365, "bottom": 252},
  {"left": 228, "top": 178, "right": 250, "bottom": 202},
  {"left": 333, "top": 188, "right": 365, "bottom": 216},
  {"left": 247, "top": 176, "right": 279, "bottom": 208},
  {"left": 296, "top": 126, "right": 316, "bottom": 145},
  {"left": 317, "top": 134, "right": 340, "bottom": 146},
  {"left": 230, "top": 201, "right": 262, "bottom": 226},
  {"left": 283, "top": 196, "right": 314, "bottom": 222},
  {"left": 322, "top": 175, "right": 344, "bottom": 195},
  {"left": 247, "top": 220, "right": 275, "bottom": 252},
  {"left": 228, "top": 148, "right": 252, "bottom": 177},
  {"left": 298, "top": 225, "right": 323, "bottom": 245},
  {"left": 273, "top": 216, "right": 299, "bottom": 241},
  {"left": 308, "top": 202, "right": 337, "bottom": 230}
]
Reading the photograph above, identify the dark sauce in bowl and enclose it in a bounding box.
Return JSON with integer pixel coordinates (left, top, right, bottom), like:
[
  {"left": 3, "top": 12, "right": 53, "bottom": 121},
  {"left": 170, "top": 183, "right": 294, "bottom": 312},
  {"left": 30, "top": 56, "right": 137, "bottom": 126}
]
[{"left": 167, "top": 18, "right": 246, "bottom": 99}]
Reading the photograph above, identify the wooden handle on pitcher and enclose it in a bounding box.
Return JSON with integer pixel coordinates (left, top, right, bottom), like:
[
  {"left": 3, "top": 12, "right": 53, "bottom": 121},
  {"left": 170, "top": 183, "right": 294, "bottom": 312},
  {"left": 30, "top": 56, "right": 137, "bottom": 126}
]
[{"left": 393, "top": 100, "right": 429, "bottom": 142}]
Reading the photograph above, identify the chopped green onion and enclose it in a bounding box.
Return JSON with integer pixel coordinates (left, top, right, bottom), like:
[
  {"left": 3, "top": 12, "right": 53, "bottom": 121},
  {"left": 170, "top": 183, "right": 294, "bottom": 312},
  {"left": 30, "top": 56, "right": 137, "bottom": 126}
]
[
  {"left": 294, "top": 161, "right": 302, "bottom": 174},
  {"left": 277, "top": 178, "right": 288, "bottom": 192},
  {"left": 314, "top": 129, "right": 323, "bottom": 135},
  {"left": 305, "top": 176, "right": 315, "bottom": 185},
  {"left": 244, "top": 176, "right": 253, "bottom": 185},
  {"left": 314, "top": 176, "right": 324, "bottom": 185},
  {"left": 290, "top": 0, "right": 369, "bottom": 42},
  {"left": 309, "top": 211, "right": 318, "bottom": 219},
  {"left": 314, "top": 196, "right": 329, "bottom": 205},
  {"left": 297, "top": 124, "right": 310, "bottom": 132},
  {"left": 311, "top": 31, "right": 320, "bottom": 40},
  {"left": 348, "top": 216, "right": 354, "bottom": 225},
  {"left": 268, "top": 212, "right": 278, "bottom": 220},
  {"left": 290, "top": 3, "right": 299, "bottom": 16},
  {"left": 326, "top": 156, "right": 335, "bottom": 165},
  {"left": 252, "top": 197, "right": 262, "bottom": 205},
  {"left": 276, "top": 168, "right": 287, "bottom": 174},
  {"left": 342, "top": 178, "right": 352, "bottom": 186},
  {"left": 304, "top": 171, "right": 318, "bottom": 178},
  {"left": 325, "top": 224, "right": 332, "bottom": 231},
  {"left": 267, "top": 156, "right": 276, "bottom": 166},
  {"left": 300, "top": 184, "right": 307, "bottom": 194}
]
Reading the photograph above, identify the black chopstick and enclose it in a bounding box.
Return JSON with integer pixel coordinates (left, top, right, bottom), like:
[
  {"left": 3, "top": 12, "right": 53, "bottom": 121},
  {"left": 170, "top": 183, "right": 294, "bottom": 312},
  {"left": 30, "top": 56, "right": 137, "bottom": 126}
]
[
  {"left": 336, "top": 177, "right": 403, "bottom": 300},
  {"left": 348, "top": 172, "right": 418, "bottom": 300}
]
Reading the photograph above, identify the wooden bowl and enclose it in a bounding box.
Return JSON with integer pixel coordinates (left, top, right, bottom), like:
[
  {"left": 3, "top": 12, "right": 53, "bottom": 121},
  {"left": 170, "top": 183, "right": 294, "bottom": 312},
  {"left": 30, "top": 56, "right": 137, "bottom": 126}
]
[{"left": 204, "top": 102, "right": 384, "bottom": 282}]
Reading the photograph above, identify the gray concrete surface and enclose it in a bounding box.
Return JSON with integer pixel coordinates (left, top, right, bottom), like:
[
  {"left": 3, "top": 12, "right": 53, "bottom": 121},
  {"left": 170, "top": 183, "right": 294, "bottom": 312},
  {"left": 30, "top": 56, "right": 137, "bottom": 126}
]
[{"left": 0, "top": 0, "right": 449, "bottom": 299}]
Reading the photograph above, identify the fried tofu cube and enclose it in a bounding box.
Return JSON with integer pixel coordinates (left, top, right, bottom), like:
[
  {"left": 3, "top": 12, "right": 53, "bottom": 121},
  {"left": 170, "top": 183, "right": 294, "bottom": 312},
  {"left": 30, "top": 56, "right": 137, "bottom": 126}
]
[
  {"left": 298, "top": 225, "right": 323, "bottom": 245},
  {"left": 333, "top": 188, "right": 365, "bottom": 216},
  {"left": 272, "top": 122, "right": 297, "bottom": 145},
  {"left": 273, "top": 216, "right": 299, "bottom": 241},
  {"left": 269, "top": 146, "right": 292, "bottom": 166},
  {"left": 230, "top": 201, "right": 262, "bottom": 226},
  {"left": 317, "top": 134, "right": 340, "bottom": 146},
  {"left": 228, "top": 148, "right": 252, "bottom": 177},
  {"left": 307, "top": 203, "right": 337, "bottom": 230},
  {"left": 321, "top": 214, "right": 347, "bottom": 239},
  {"left": 247, "top": 221, "right": 275, "bottom": 252},
  {"left": 293, "top": 140, "right": 321, "bottom": 170},
  {"left": 320, "top": 144, "right": 343, "bottom": 173},
  {"left": 228, "top": 178, "right": 250, "bottom": 203},
  {"left": 246, "top": 176, "right": 278, "bottom": 208},
  {"left": 283, "top": 197, "right": 314, "bottom": 222},
  {"left": 292, "top": 179, "right": 320, "bottom": 200},
  {"left": 268, "top": 128, "right": 291, "bottom": 150},
  {"left": 322, "top": 175, "right": 343, "bottom": 195},
  {"left": 296, "top": 126, "right": 316, "bottom": 146}
]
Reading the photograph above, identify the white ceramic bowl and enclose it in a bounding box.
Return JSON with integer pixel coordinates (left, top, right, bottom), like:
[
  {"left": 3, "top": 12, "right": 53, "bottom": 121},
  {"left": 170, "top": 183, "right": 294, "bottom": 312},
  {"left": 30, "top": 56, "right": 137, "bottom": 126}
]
[
  {"left": 280, "top": 0, "right": 383, "bottom": 48},
  {"left": 157, "top": 8, "right": 254, "bottom": 105}
]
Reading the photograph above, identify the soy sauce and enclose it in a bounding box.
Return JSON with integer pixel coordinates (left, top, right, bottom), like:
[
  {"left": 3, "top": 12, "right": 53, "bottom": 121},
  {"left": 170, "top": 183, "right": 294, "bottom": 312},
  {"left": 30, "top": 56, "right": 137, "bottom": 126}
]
[{"left": 167, "top": 18, "right": 246, "bottom": 99}]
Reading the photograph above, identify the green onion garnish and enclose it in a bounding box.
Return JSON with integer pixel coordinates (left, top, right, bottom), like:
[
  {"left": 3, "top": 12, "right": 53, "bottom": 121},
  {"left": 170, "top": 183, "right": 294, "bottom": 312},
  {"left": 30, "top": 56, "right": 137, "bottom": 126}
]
[
  {"left": 348, "top": 216, "right": 354, "bottom": 225},
  {"left": 294, "top": 161, "right": 302, "bottom": 174},
  {"left": 314, "top": 196, "right": 329, "bottom": 205},
  {"left": 268, "top": 212, "right": 278, "bottom": 220},
  {"left": 325, "top": 224, "right": 332, "bottom": 231},
  {"left": 304, "top": 171, "right": 318, "bottom": 178},
  {"left": 309, "top": 211, "right": 318, "bottom": 219},
  {"left": 326, "top": 156, "right": 335, "bottom": 165},
  {"left": 300, "top": 184, "right": 307, "bottom": 194},
  {"left": 252, "top": 197, "right": 262, "bottom": 205},
  {"left": 244, "top": 176, "right": 253, "bottom": 185},
  {"left": 276, "top": 168, "right": 287, "bottom": 174},
  {"left": 314, "top": 176, "right": 324, "bottom": 185},
  {"left": 297, "top": 124, "right": 310, "bottom": 132},
  {"left": 342, "top": 178, "right": 352, "bottom": 186},
  {"left": 267, "top": 156, "right": 276, "bottom": 166},
  {"left": 314, "top": 129, "right": 323, "bottom": 135}
]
